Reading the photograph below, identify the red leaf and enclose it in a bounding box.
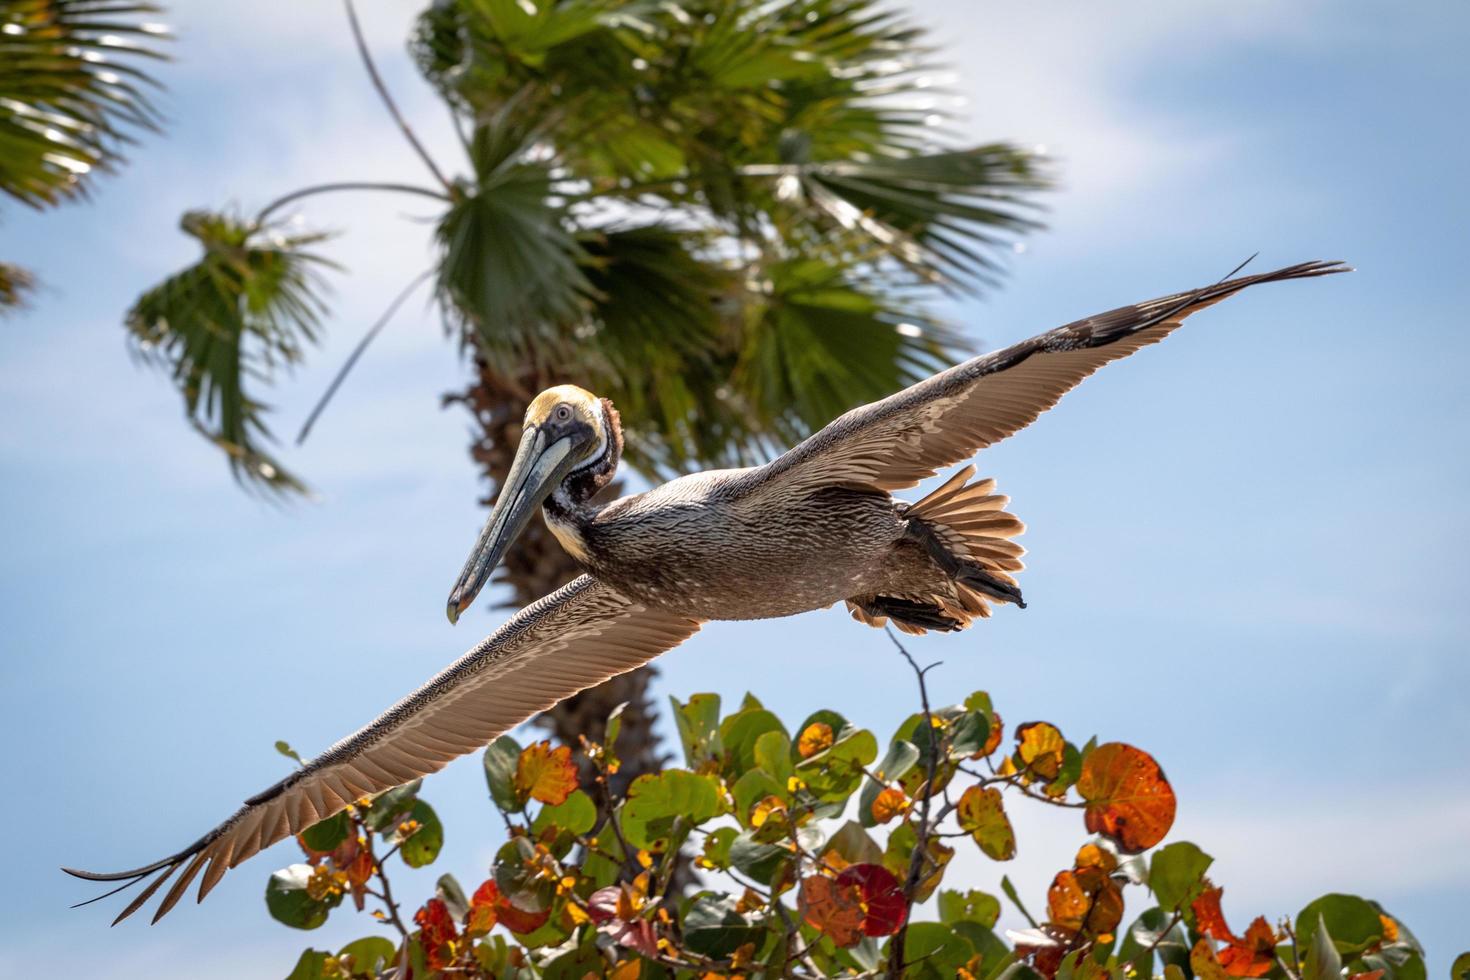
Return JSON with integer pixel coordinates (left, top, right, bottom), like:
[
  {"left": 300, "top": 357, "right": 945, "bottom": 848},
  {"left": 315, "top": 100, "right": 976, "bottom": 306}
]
[
  {"left": 414, "top": 898, "right": 459, "bottom": 969},
  {"left": 838, "top": 863, "right": 908, "bottom": 937}
]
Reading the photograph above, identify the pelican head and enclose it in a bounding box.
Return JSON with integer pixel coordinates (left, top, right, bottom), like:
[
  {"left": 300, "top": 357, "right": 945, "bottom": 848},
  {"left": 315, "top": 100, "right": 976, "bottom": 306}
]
[{"left": 446, "top": 385, "right": 620, "bottom": 624}]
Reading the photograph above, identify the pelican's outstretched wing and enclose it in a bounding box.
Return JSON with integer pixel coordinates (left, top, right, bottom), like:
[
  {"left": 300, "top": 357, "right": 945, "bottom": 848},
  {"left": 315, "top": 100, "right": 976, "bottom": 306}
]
[
  {"left": 65, "top": 576, "right": 702, "bottom": 925},
  {"left": 741, "top": 261, "right": 1349, "bottom": 496}
]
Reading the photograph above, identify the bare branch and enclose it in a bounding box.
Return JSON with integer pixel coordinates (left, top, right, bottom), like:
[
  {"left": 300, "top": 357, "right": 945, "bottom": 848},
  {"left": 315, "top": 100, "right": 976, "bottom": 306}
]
[{"left": 342, "top": 0, "right": 453, "bottom": 192}]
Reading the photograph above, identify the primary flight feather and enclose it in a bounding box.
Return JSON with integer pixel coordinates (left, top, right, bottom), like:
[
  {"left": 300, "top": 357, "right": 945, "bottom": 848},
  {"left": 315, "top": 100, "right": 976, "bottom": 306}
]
[{"left": 66, "top": 259, "right": 1347, "bottom": 923}]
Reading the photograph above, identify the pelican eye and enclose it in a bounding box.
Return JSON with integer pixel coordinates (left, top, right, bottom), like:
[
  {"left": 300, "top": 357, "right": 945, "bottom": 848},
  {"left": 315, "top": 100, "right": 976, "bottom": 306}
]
[{"left": 554, "top": 404, "right": 573, "bottom": 423}]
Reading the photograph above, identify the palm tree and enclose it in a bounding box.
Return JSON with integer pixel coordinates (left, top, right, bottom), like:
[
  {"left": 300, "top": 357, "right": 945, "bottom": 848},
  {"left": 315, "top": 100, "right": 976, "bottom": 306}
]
[
  {"left": 0, "top": 0, "right": 170, "bottom": 313},
  {"left": 120, "top": 0, "right": 1050, "bottom": 781}
]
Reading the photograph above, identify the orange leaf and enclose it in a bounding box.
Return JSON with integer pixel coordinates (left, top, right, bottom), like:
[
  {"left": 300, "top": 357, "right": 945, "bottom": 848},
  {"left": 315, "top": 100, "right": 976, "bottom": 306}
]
[
  {"left": 1192, "top": 885, "right": 1238, "bottom": 944},
  {"left": 1046, "top": 866, "right": 1123, "bottom": 938},
  {"left": 514, "top": 740, "right": 579, "bottom": 805},
  {"left": 470, "top": 878, "right": 549, "bottom": 935},
  {"left": 1217, "top": 917, "right": 1278, "bottom": 978},
  {"left": 1075, "top": 742, "right": 1176, "bottom": 852},
  {"left": 799, "top": 874, "right": 864, "bottom": 947},
  {"left": 1016, "top": 722, "right": 1065, "bottom": 780},
  {"left": 971, "top": 711, "right": 1004, "bottom": 759},
  {"left": 798, "top": 722, "right": 835, "bottom": 759},
  {"left": 1348, "top": 972, "right": 1386, "bottom": 980},
  {"left": 956, "top": 785, "right": 1016, "bottom": 860},
  {"left": 870, "top": 787, "right": 908, "bottom": 824},
  {"left": 1379, "top": 914, "right": 1399, "bottom": 943}
]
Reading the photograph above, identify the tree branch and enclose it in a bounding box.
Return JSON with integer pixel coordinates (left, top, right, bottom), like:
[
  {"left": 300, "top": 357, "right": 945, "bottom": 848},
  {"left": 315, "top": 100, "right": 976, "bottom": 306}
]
[
  {"left": 296, "top": 269, "right": 435, "bottom": 445},
  {"left": 254, "top": 181, "right": 449, "bottom": 224},
  {"left": 342, "top": 0, "right": 453, "bottom": 192},
  {"left": 886, "top": 626, "right": 941, "bottom": 980}
]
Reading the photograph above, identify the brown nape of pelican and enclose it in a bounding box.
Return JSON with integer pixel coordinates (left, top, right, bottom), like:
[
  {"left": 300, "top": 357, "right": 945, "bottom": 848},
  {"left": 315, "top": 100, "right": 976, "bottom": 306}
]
[{"left": 66, "top": 260, "right": 1348, "bottom": 923}]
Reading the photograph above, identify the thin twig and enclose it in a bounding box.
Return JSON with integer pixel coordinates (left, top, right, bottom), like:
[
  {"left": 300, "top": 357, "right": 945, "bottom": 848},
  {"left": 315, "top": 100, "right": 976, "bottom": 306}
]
[
  {"left": 254, "top": 181, "right": 449, "bottom": 224},
  {"left": 885, "top": 626, "right": 941, "bottom": 980},
  {"left": 1121, "top": 907, "right": 1184, "bottom": 975},
  {"left": 295, "top": 269, "right": 435, "bottom": 445},
  {"left": 342, "top": 0, "right": 453, "bottom": 191}
]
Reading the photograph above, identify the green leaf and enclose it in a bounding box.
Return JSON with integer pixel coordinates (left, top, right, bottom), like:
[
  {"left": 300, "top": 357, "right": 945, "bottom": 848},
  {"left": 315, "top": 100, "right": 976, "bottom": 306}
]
[
  {"left": 1295, "top": 894, "right": 1385, "bottom": 956},
  {"left": 938, "top": 889, "right": 1001, "bottom": 928},
  {"left": 754, "top": 730, "right": 794, "bottom": 786},
  {"left": 363, "top": 780, "right": 421, "bottom": 832},
  {"left": 684, "top": 892, "right": 763, "bottom": 957},
  {"left": 1453, "top": 953, "right": 1470, "bottom": 980},
  {"left": 284, "top": 949, "right": 329, "bottom": 980},
  {"left": 125, "top": 211, "right": 336, "bottom": 494},
  {"left": 671, "top": 693, "right": 722, "bottom": 769},
  {"left": 0, "top": 0, "right": 170, "bottom": 208},
  {"left": 1120, "top": 907, "right": 1190, "bottom": 975},
  {"left": 893, "top": 922, "right": 975, "bottom": 980},
  {"left": 436, "top": 875, "right": 469, "bottom": 921},
  {"left": 532, "top": 788, "right": 598, "bottom": 836},
  {"left": 701, "top": 826, "right": 738, "bottom": 870},
  {"left": 719, "top": 707, "right": 786, "bottom": 776},
  {"left": 796, "top": 727, "right": 878, "bottom": 803},
  {"left": 1149, "top": 841, "right": 1213, "bottom": 912},
  {"left": 275, "top": 740, "right": 304, "bottom": 765},
  {"left": 483, "top": 736, "right": 523, "bottom": 812},
  {"left": 265, "top": 864, "right": 341, "bottom": 930},
  {"left": 337, "top": 937, "right": 397, "bottom": 976},
  {"left": 729, "top": 827, "right": 787, "bottom": 884},
  {"left": 604, "top": 700, "right": 627, "bottom": 758},
  {"left": 300, "top": 811, "right": 351, "bottom": 854},
  {"left": 542, "top": 942, "right": 608, "bottom": 980},
  {"left": 731, "top": 768, "right": 786, "bottom": 826},
  {"left": 823, "top": 821, "right": 883, "bottom": 868},
  {"left": 1000, "top": 874, "right": 1038, "bottom": 929},
  {"left": 397, "top": 799, "right": 444, "bottom": 868},
  {"left": 621, "top": 770, "right": 722, "bottom": 850},
  {"left": 1304, "top": 913, "right": 1343, "bottom": 980}
]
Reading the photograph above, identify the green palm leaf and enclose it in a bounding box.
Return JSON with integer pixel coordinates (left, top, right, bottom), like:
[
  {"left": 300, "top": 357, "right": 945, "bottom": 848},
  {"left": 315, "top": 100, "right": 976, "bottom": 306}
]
[
  {"left": 126, "top": 211, "right": 335, "bottom": 494},
  {"left": 0, "top": 0, "right": 170, "bottom": 208},
  {"left": 434, "top": 100, "right": 593, "bottom": 363}
]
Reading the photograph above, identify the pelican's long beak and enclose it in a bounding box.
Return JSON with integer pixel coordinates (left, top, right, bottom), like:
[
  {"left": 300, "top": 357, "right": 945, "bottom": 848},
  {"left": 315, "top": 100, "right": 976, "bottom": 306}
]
[{"left": 446, "top": 426, "right": 578, "bottom": 624}]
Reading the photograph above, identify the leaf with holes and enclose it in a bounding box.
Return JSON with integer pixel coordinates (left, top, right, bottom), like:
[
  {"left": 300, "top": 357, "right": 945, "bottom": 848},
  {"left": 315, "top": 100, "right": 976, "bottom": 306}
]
[{"left": 1076, "top": 743, "right": 1176, "bottom": 852}]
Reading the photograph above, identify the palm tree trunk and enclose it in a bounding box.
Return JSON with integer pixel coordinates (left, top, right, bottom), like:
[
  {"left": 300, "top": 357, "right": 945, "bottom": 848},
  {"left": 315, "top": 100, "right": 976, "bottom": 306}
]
[{"left": 447, "top": 354, "right": 666, "bottom": 792}]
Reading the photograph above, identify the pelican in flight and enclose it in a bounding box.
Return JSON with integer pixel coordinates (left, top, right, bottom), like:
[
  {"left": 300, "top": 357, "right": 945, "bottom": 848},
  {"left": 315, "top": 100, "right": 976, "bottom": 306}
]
[{"left": 67, "top": 260, "right": 1346, "bottom": 923}]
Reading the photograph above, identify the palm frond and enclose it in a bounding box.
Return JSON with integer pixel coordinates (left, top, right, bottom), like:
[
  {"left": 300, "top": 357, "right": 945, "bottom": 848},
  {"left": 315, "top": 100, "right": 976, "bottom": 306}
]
[
  {"left": 125, "top": 211, "right": 335, "bottom": 495},
  {"left": 782, "top": 144, "right": 1052, "bottom": 290},
  {"left": 434, "top": 100, "right": 594, "bottom": 364},
  {"left": 733, "top": 255, "right": 962, "bottom": 440},
  {"left": 1, "top": 261, "right": 37, "bottom": 313},
  {"left": 0, "top": 0, "right": 171, "bottom": 208},
  {"left": 574, "top": 223, "right": 747, "bottom": 475}
]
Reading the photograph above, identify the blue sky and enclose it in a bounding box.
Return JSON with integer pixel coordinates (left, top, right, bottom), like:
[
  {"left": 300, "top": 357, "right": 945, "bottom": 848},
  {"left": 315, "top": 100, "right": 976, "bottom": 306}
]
[{"left": 2, "top": 1, "right": 1466, "bottom": 975}]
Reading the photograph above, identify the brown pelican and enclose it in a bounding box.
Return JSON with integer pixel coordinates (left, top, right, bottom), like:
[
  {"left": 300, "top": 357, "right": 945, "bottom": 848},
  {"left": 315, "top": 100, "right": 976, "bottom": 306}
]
[{"left": 66, "top": 260, "right": 1346, "bottom": 923}]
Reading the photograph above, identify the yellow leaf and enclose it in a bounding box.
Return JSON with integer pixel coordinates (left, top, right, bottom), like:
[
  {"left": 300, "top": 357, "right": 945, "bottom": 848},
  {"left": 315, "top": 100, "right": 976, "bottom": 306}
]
[
  {"left": 1016, "top": 722, "right": 1065, "bottom": 780},
  {"left": 514, "top": 740, "right": 580, "bottom": 805},
  {"left": 956, "top": 785, "right": 1016, "bottom": 861}
]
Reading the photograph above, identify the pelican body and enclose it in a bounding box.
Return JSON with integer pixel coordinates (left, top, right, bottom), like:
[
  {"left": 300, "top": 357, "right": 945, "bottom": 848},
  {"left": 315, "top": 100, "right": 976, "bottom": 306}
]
[{"left": 68, "top": 260, "right": 1347, "bottom": 923}]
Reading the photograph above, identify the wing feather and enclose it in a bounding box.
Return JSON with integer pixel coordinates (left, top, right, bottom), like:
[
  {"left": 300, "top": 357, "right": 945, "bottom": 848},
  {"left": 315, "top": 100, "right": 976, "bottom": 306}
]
[
  {"left": 64, "top": 576, "right": 701, "bottom": 923},
  {"left": 741, "top": 261, "right": 1349, "bottom": 497}
]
